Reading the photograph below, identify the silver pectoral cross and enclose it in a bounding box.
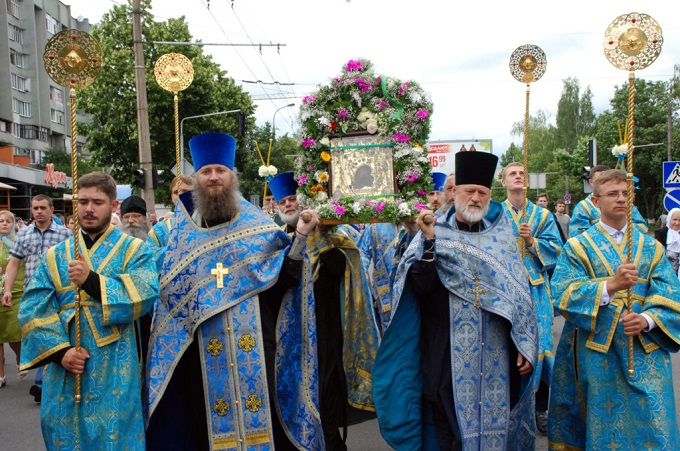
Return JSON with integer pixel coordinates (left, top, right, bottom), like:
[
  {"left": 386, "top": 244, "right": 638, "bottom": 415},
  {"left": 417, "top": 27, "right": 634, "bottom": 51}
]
[
  {"left": 468, "top": 275, "right": 487, "bottom": 309},
  {"left": 210, "top": 262, "right": 229, "bottom": 288}
]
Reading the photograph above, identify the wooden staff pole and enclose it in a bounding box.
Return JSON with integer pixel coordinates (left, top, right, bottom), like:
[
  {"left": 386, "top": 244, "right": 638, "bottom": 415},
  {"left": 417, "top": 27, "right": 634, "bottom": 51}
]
[{"left": 625, "top": 70, "right": 635, "bottom": 378}]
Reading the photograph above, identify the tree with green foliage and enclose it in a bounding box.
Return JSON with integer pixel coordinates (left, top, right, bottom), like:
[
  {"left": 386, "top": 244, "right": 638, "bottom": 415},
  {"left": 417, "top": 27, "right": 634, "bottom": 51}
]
[
  {"left": 555, "top": 78, "right": 595, "bottom": 152},
  {"left": 78, "top": 0, "right": 255, "bottom": 206}
]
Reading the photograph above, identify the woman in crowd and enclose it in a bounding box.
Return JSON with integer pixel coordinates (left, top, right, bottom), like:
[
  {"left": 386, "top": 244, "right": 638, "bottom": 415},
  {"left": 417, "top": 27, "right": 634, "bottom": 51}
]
[{"left": 0, "top": 211, "right": 25, "bottom": 386}]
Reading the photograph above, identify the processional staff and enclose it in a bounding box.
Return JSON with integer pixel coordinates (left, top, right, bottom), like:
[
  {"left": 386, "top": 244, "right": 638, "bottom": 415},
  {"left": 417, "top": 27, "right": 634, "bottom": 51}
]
[
  {"left": 603, "top": 12, "right": 663, "bottom": 378},
  {"left": 154, "top": 53, "right": 194, "bottom": 181},
  {"left": 43, "top": 30, "right": 103, "bottom": 404},
  {"left": 509, "top": 44, "right": 547, "bottom": 224}
]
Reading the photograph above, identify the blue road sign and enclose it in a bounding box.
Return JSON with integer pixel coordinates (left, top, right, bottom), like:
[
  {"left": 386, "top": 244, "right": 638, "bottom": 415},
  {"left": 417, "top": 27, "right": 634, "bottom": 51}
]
[
  {"left": 663, "top": 161, "right": 680, "bottom": 189},
  {"left": 664, "top": 189, "right": 680, "bottom": 212}
]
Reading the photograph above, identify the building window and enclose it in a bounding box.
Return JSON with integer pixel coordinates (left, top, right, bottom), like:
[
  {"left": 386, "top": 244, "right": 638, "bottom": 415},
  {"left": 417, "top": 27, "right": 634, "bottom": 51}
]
[
  {"left": 45, "top": 14, "right": 60, "bottom": 34},
  {"left": 50, "top": 108, "right": 64, "bottom": 125},
  {"left": 11, "top": 73, "right": 28, "bottom": 92},
  {"left": 8, "top": 24, "right": 23, "bottom": 43},
  {"left": 40, "top": 127, "right": 49, "bottom": 142},
  {"left": 18, "top": 124, "right": 38, "bottom": 139},
  {"left": 0, "top": 120, "right": 11, "bottom": 133},
  {"left": 30, "top": 149, "right": 45, "bottom": 165},
  {"left": 7, "top": 0, "right": 21, "bottom": 19},
  {"left": 13, "top": 146, "right": 29, "bottom": 157},
  {"left": 10, "top": 48, "right": 25, "bottom": 67},
  {"left": 50, "top": 86, "right": 64, "bottom": 103},
  {"left": 12, "top": 98, "right": 31, "bottom": 117}
]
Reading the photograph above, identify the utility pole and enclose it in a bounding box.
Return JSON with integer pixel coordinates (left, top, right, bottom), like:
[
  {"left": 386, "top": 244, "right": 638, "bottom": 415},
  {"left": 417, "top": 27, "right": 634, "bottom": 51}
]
[{"left": 132, "top": 0, "right": 155, "bottom": 211}]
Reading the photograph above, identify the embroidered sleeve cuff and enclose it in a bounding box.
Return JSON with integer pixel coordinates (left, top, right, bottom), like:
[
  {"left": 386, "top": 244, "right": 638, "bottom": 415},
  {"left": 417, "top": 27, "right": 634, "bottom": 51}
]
[
  {"left": 420, "top": 238, "right": 436, "bottom": 262},
  {"left": 288, "top": 232, "right": 307, "bottom": 261}
]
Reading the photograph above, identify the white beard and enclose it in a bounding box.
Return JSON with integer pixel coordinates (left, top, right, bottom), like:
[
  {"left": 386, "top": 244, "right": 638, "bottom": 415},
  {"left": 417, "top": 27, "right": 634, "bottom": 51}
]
[
  {"left": 456, "top": 198, "right": 489, "bottom": 224},
  {"left": 278, "top": 209, "right": 300, "bottom": 226}
]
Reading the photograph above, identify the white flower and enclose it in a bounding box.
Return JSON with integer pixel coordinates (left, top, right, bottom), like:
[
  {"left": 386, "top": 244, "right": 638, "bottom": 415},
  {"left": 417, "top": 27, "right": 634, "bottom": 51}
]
[
  {"left": 417, "top": 156, "right": 430, "bottom": 164},
  {"left": 398, "top": 202, "right": 411, "bottom": 215},
  {"left": 316, "top": 191, "right": 328, "bottom": 202},
  {"left": 366, "top": 119, "right": 378, "bottom": 134},
  {"left": 317, "top": 116, "right": 330, "bottom": 126},
  {"left": 320, "top": 136, "right": 330, "bottom": 146},
  {"left": 258, "top": 165, "right": 278, "bottom": 177},
  {"left": 357, "top": 112, "right": 368, "bottom": 123},
  {"left": 352, "top": 201, "right": 362, "bottom": 214},
  {"left": 612, "top": 144, "right": 628, "bottom": 157}
]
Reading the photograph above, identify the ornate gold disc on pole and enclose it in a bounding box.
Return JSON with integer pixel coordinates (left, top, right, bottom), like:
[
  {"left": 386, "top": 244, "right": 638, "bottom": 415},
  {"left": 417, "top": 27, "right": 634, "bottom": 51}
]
[
  {"left": 154, "top": 53, "right": 194, "bottom": 181},
  {"left": 43, "top": 29, "right": 103, "bottom": 404},
  {"left": 603, "top": 12, "right": 663, "bottom": 378},
  {"left": 509, "top": 45, "right": 547, "bottom": 225}
]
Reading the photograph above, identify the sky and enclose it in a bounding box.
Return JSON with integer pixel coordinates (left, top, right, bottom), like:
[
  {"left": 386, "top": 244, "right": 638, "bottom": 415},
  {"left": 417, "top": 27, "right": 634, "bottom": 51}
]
[{"left": 63, "top": 0, "right": 680, "bottom": 156}]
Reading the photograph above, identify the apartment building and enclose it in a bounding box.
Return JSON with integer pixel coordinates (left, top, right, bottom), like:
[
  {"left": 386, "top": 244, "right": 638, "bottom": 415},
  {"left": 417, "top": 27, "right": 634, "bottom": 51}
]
[{"left": 0, "top": 0, "right": 91, "bottom": 217}]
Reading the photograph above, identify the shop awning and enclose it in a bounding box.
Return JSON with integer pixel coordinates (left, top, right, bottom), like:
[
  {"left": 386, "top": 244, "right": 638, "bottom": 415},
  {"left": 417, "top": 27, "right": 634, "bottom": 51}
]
[{"left": 0, "top": 182, "right": 16, "bottom": 190}]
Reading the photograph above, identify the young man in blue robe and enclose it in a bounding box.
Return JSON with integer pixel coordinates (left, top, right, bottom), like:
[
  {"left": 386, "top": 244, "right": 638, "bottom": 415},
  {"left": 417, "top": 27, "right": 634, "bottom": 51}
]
[
  {"left": 549, "top": 169, "right": 680, "bottom": 450},
  {"left": 373, "top": 151, "right": 539, "bottom": 451},
  {"left": 570, "top": 164, "right": 647, "bottom": 237},
  {"left": 269, "top": 171, "right": 380, "bottom": 450},
  {"left": 500, "top": 162, "right": 562, "bottom": 433},
  {"left": 145, "top": 134, "right": 322, "bottom": 451},
  {"left": 19, "top": 172, "right": 159, "bottom": 450}
]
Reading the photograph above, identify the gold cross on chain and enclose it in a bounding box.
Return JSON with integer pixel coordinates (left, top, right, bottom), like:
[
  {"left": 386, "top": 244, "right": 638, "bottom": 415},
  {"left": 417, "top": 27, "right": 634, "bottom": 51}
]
[
  {"left": 468, "top": 275, "right": 487, "bottom": 309},
  {"left": 210, "top": 263, "right": 229, "bottom": 288}
]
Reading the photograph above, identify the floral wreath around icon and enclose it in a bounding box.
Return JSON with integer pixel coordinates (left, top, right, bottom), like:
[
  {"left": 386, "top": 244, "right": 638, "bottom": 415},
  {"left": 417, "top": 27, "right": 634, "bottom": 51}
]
[{"left": 295, "top": 58, "right": 434, "bottom": 223}]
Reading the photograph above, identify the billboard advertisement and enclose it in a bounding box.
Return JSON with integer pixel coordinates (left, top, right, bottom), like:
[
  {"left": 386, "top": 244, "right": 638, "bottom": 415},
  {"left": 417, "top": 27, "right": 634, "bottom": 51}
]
[{"left": 426, "top": 139, "right": 493, "bottom": 175}]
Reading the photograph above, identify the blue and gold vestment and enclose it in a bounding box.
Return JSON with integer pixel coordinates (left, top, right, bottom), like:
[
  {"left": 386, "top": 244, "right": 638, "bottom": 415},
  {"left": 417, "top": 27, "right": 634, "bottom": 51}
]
[
  {"left": 146, "top": 217, "right": 172, "bottom": 272},
  {"left": 570, "top": 194, "right": 647, "bottom": 237},
  {"left": 357, "top": 222, "right": 398, "bottom": 333},
  {"left": 549, "top": 224, "right": 680, "bottom": 450},
  {"left": 146, "top": 198, "right": 323, "bottom": 450},
  {"left": 373, "top": 202, "right": 539, "bottom": 451},
  {"left": 502, "top": 199, "right": 561, "bottom": 385},
  {"left": 19, "top": 226, "right": 158, "bottom": 451}
]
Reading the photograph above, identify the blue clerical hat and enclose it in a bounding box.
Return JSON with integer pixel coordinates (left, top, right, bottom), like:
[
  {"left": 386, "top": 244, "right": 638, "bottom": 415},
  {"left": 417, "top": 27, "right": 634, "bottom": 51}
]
[
  {"left": 431, "top": 172, "right": 447, "bottom": 191},
  {"left": 188, "top": 133, "right": 236, "bottom": 171},
  {"left": 269, "top": 172, "right": 297, "bottom": 203}
]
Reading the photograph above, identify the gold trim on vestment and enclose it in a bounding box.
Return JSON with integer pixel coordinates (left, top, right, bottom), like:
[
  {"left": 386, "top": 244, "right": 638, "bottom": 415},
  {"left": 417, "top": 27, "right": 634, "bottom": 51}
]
[
  {"left": 19, "top": 342, "right": 71, "bottom": 371},
  {"left": 47, "top": 247, "right": 64, "bottom": 290},
  {"left": 548, "top": 439, "right": 585, "bottom": 451},
  {"left": 119, "top": 273, "right": 143, "bottom": 320},
  {"left": 213, "top": 433, "right": 272, "bottom": 449},
  {"left": 21, "top": 313, "right": 61, "bottom": 336},
  {"left": 84, "top": 306, "right": 121, "bottom": 347},
  {"left": 122, "top": 238, "right": 142, "bottom": 272}
]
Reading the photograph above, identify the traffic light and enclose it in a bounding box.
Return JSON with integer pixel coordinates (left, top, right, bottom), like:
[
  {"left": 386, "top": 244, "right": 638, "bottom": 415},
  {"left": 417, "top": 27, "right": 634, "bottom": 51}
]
[
  {"left": 583, "top": 166, "right": 591, "bottom": 181},
  {"left": 238, "top": 112, "right": 246, "bottom": 138},
  {"left": 152, "top": 169, "right": 166, "bottom": 189},
  {"left": 587, "top": 139, "right": 597, "bottom": 166},
  {"left": 133, "top": 168, "right": 145, "bottom": 188}
]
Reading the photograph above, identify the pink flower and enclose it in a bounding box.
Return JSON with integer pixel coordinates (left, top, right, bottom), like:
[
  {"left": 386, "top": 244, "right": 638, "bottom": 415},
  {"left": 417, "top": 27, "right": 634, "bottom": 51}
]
[
  {"left": 417, "top": 109, "right": 429, "bottom": 119},
  {"left": 376, "top": 202, "right": 385, "bottom": 213},
  {"left": 417, "top": 189, "right": 426, "bottom": 197},
  {"left": 346, "top": 59, "right": 363, "bottom": 71},
  {"left": 377, "top": 100, "right": 389, "bottom": 110},
  {"left": 302, "top": 138, "right": 316, "bottom": 149},
  {"left": 297, "top": 175, "right": 308, "bottom": 185},
  {"left": 335, "top": 205, "right": 347, "bottom": 215},
  {"left": 398, "top": 81, "right": 410, "bottom": 95},
  {"left": 415, "top": 203, "right": 427, "bottom": 211},
  {"left": 375, "top": 76, "right": 381, "bottom": 84},
  {"left": 307, "top": 164, "right": 315, "bottom": 171},
  {"left": 406, "top": 172, "right": 419, "bottom": 182},
  {"left": 394, "top": 134, "right": 411, "bottom": 143},
  {"left": 366, "top": 199, "right": 376, "bottom": 207},
  {"left": 357, "top": 78, "right": 373, "bottom": 93},
  {"left": 302, "top": 95, "right": 317, "bottom": 104},
  {"left": 338, "top": 108, "right": 348, "bottom": 119}
]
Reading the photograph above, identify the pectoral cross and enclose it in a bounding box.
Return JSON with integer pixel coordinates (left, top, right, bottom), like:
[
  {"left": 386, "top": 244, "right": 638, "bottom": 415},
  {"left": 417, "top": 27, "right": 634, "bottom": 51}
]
[
  {"left": 468, "top": 275, "right": 487, "bottom": 309},
  {"left": 210, "top": 263, "right": 229, "bottom": 288}
]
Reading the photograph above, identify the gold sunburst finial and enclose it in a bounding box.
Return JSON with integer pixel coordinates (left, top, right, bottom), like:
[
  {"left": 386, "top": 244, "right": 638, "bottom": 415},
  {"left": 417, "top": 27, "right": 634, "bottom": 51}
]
[
  {"left": 154, "top": 52, "right": 194, "bottom": 93},
  {"left": 43, "top": 30, "right": 102, "bottom": 89},
  {"left": 509, "top": 44, "right": 547, "bottom": 84},
  {"left": 604, "top": 12, "right": 663, "bottom": 71}
]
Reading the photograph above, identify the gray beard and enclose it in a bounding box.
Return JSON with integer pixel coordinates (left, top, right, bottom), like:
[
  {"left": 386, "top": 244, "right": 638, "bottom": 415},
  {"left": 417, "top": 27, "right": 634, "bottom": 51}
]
[
  {"left": 278, "top": 209, "right": 300, "bottom": 227},
  {"left": 456, "top": 198, "right": 489, "bottom": 224},
  {"left": 192, "top": 177, "right": 241, "bottom": 224},
  {"left": 121, "top": 221, "right": 150, "bottom": 239}
]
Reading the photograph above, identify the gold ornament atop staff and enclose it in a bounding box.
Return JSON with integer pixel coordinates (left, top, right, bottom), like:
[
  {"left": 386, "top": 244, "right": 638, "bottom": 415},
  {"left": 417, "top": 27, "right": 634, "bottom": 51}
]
[
  {"left": 603, "top": 12, "right": 662, "bottom": 378},
  {"left": 508, "top": 44, "right": 547, "bottom": 225},
  {"left": 43, "top": 29, "right": 102, "bottom": 404},
  {"left": 154, "top": 53, "right": 194, "bottom": 181}
]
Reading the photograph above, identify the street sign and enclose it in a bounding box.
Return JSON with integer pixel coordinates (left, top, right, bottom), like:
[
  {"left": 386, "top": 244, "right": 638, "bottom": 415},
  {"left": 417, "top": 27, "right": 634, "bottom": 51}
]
[
  {"left": 663, "top": 161, "right": 680, "bottom": 188},
  {"left": 664, "top": 189, "right": 680, "bottom": 212},
  {"left": 563, "top": 194, "right": 572, "bottom": 204}
]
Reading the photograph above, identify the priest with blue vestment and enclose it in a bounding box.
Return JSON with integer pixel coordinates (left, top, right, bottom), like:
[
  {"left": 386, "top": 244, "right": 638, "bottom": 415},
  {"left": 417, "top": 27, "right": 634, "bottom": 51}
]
[
  {"left": 373, "top": 151, "right": 539, "bottom": 451},
  {"left": 19, "top": 172, "right": 159, "bottom": 450},
  {"left": 145, "top": 133, "right": 323, "bottom": 451},
  {"left": 549, "top": 169, "right": 680, "bottom": 450}
]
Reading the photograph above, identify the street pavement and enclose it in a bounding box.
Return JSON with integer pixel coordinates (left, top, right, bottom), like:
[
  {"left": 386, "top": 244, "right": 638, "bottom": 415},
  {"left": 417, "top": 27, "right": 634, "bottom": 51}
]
[{"left": 2, "top": 316, "right": 679, "bottom": 449}]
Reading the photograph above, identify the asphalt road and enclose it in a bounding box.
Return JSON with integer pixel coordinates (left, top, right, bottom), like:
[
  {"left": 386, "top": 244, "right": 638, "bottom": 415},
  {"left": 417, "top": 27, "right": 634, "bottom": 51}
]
[{"left": 2, "top": 316, "right": 678, "bottom": 450}]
